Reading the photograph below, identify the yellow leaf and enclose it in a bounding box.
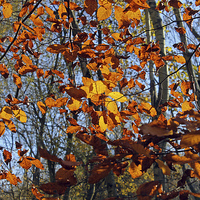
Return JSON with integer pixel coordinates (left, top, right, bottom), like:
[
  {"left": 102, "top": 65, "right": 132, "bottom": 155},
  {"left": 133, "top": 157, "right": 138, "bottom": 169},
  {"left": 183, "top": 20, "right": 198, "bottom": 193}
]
[
  {"left": 3, "top": 3, "right": 12, "bottom": 18},
  {"left": 67, "top": 98, "right": 82, "bottom": 111},
  {"left": 90, "top": 81, "right": 108, "bottom": 94},
  {"left": 12, "top": 109, "right": 27, "bottom": 123},
  {"left": 37, "top": 101, "right": 47, "bottom": 115},
  {"left": 58, "top": 3, "right": 67, "bottom": 20},
  {"left": 105, "top": 98, "right": 118, "bottom": 114},
  {"left": 0, "top": 106, "right": 13, "bottom": 120},
  {"left": 182, "top": 101, "right": 194, "bottom": 112},
  {"left": 174, "top": 55, "right": 186, "bottom": 64},
  {"left": 156, "top": 159, "right": 171, "bottom": 175},
  {"left": 99, "top": 116, "right": 107, "bottom": 132},
  {"left": 0, "top": 122, "right": 5, "bottom": 136},
  {"left": 108, "top": 92, "right": 127, "bottom": 102},
  {"left": 97, "top": 6, "right": 112, "bottom": 21}
]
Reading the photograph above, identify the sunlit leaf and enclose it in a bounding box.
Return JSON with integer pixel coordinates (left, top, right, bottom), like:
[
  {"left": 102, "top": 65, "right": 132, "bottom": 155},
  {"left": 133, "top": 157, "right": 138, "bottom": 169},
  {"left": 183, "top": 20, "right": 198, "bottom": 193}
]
[
  {"left": 174, "top": 55, "right": 186, "bottom": 64},
  {"left": 3, "top": 3, "right": 12, "bottom": 18},
  {"left": 105, "top": 98, "right": 118, "bottom": 114},
  {"left": 97, "top": 6, "right": 112, "bottom": 21},
  {"left": 129, "top": 161, "right": 143, "bottom": 179},
  {"left": 0, "top": 106, "right": 13, "bottom": 120},
  {"left": 0, "top": 121, "right": 5, "bottom": 136},
  {"left": 66, "top": 125, "right": 81, "bottom": 134},
  {"left": 12, "top": 109, "right": 27, "bottom": 123},
  {"left": 13, "top": 74, "right": 22, "bottom": 88},
  {"left": 37, "top": 101, "right": 47, "bottom": 115},
  {"left": 108, "top": 92, "right": 127, "bottom": 102}
]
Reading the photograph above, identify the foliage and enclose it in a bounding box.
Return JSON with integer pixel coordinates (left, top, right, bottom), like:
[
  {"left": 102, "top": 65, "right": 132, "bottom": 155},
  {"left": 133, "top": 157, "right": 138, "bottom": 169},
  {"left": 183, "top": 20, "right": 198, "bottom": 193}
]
[{"left": 0, "top": 0, "right": 200, "bottom": 199}]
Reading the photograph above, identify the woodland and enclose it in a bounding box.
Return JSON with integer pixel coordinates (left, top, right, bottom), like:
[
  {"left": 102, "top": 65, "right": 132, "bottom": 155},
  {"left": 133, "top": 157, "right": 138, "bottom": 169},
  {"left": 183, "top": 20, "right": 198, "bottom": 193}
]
[{"left": 0, "top": 0, "right": 200, "bottom": 199}]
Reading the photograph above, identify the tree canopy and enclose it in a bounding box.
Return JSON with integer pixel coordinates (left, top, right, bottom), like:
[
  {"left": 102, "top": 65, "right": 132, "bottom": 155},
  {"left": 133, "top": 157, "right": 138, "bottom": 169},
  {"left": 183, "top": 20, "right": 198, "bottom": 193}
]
[{"left": 0, "top": 0, "right": 200, "bottom": 199}]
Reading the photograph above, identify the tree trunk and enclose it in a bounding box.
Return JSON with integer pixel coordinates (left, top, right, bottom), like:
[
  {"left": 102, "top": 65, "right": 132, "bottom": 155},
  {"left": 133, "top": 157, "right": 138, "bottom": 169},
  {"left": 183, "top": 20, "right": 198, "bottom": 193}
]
[{"left": 147, "top": 0, "right": 169, "bottom": 194}]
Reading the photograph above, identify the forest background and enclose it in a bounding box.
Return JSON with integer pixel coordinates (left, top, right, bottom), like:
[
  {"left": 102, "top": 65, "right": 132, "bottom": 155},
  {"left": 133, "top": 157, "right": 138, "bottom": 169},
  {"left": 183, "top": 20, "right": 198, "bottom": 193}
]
[{"left": 0, "top": 0, "right": 200, "bottom": 199}]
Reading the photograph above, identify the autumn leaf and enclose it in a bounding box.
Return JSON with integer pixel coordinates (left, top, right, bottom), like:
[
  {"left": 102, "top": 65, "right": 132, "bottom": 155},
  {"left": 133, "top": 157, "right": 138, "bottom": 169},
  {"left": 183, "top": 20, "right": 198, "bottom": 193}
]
[
  {"left": 32, "top": 185, "right": 45, "bottom": 199},
  {"left": 3, "top": 149, "right": 12, "bottom": 165},
  {"left": 6, "top": 171, "right": 21, "bottom": 186},
  {"left": 156, "top": 159, "right": 171, "bottom": 175},
  {"left": 0, "top": 121, "right": 5, "bottom": 136},
  {"left": 129, "top": 161, "right": 143, "bottom": 179},
  {"left": 84, "top": 0, "right": 97, "bottom": 16},
  {"left": 37, "top": 101, "right": 47, "bottom": 115},
  {"left": 3, "top": 3, "right": 12, "bottom": 18},
  {"left": 140, "top": 124, "right": 173, "bottom": 137},
  {"left": 13, "top": 74, "right": 22, "bottom": 88},
  {"left": 97, "top": 6, "right": 112, "bottom": 21},
  {"left": 12, "top": 109, "right": 27, "bottom": 123},
  {"left": 136, "top": 181, "right": 160, "bottom": 200},
  {"left": 45, "top": 6, "right": 55, "bottom": 18},
  {"left": 180, "top": 132, "right": 200, "bottom": 148},
  {"left": 21, "top": 54, "right": 33, "bottom": 65},
  {"left": 0, "top": 106, "right": 13, "bottom": 120},
  {"left": 88, "top": 164, "right": 113, "bottom": 184},
  {"left": 174, "top": 55, "right": 186, "bottom": 64},
  {"left": 108, "top": 92, "right": 127, "bottom": 102},
  {"left": 38, "top": 147, "right": 60, "bottom": 163},
  {"left": 66, "top": 125, "right": 81, "bottom": 134}
]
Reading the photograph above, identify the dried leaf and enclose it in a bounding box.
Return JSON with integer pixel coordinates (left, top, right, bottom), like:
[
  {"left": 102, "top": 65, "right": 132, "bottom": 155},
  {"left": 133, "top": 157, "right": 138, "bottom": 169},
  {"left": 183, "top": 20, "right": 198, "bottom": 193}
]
[
  {"left": 37, "top": 101, "right": 47, "bottom": 115},
  {"left": 3, "top": 149, "right": 12, "bottom": 164},
  {"left": 12, "top": 109, "right": 27, "bottom": 123},
  {"left": 3, "top": 3, "right": 12, "bottom": 18}
]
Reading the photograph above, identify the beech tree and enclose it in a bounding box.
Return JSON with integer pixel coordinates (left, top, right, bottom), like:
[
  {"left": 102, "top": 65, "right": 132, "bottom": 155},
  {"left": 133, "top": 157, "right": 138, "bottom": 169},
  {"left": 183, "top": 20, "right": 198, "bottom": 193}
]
[{"left": 0, "top": 0, "right": 200, "bottom": 199}]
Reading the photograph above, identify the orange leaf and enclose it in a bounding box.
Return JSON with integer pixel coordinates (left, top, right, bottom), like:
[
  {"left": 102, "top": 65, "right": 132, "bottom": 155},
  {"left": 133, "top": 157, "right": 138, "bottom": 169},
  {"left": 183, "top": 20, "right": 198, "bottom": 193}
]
[
  {"left": 6, "top": 171, "right": 20, "bottom": 185},
  {"left": 3, "top": 149, "right": 12, "bottom": 164},
  {"left": 66, "top": 125, "right": 81, "bottom": 134},
  {"left": 52, "top": 69, "right": 64, "bottom": 79},
  {"left": 30, "top": 14, "right": 44, "bottom": 26},
  {"left": 13, "top": 74, "right": 22, "bottom": 88},
  {"left": 58, "top": 3, "right": 67, "bottom": 20},
  {"left": 0, "top": 64, "right": 9, "bottom": 78},
  {"left": 45, "top": 6, "right": 55, "bottom": 18},
  {"left": 45, "top": 97, "right": 55, "bottom": 108},
  {"left": 3, "top": 3, "right": 12, "bottom": 18},
  {"left": 32, "top": 185, "right": 45, "bottom": 199},
  {"left": 21, "top": 54, "right": 33, "bottom": 65},
  {"left": 27, "top": 156, "right": 44, "bottom": 170},
  {"left": 46, "top": 44, "right": 67, "bottom": 54},
  {"left": 175, "top": 27, "right": 186, "bottom": 34},
  {"left": 55, "top": 98, "right": 68, "bottom": 107},
  {"left": 129, "top": 161, "right": 143, "bottom": 179},
  {"left": 37, "top": 69, "right": 44, "bottom": 78},
  {"left": 84, "top": 0, "right": 97, "bottom": 16},
  {"left": 0, "top": 121, "right": 5, "bottom": 136},
  {"left": 19, "top": 6, "right": 28, "bottom": 18},
  {"left": 4, "top": 119, "right": 16, "bottom": 132},
  {"left": 37, "top": 101, "right": 47, "bottom": 114},
  {"left": 19, "top": 65, "right": 38, "bottom": 75},
  {"left": 19, "top": 157, "right": 32, "bottom": 170},
  {"left": 37, "top": 6, "right": 44, "bottom": 17}
]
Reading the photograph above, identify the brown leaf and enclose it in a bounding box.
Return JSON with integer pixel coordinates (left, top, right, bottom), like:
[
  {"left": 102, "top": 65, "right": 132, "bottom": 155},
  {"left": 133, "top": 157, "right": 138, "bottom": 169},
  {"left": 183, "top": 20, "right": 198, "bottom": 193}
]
[
  {"left": 136, "top": 181, "right": 160, "bottom": 200},
  {"left": 88, "top": 164, "right": 113, "bottom": 184},
  {"left": 84, "top": 0, "right": 97, "bottom": 16},
  {"left": 38, "top": 147, "right": 60, "bottom": 162},
  {"left": 18, "top": 157, "right": 32, "bottom": 170},
  {"left": 3, "top": 149, "right": 12, "bottom": 164}
]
